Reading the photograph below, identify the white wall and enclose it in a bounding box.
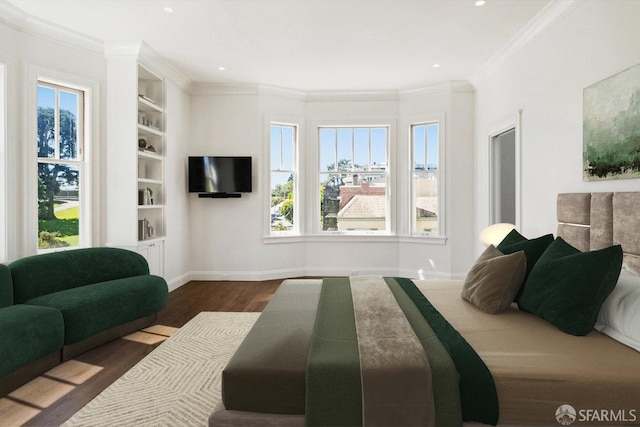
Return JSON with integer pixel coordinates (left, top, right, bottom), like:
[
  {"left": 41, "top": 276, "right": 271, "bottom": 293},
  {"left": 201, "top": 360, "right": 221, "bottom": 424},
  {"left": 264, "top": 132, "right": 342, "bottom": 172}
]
[
  {"left": 0, "top": 15, "right": 105, "bottom": 260},
  {"left": 474, "top": 0, "right": 640, "bottom": 251},
  {"left": 188, "top": 84, "right": 476, "bottom": 280},
  {"left": 0, "top": 14, "right": 192, "bottom": 290},
  {"left": 163, "top": 79, "right": 192, "bottom": 288}
]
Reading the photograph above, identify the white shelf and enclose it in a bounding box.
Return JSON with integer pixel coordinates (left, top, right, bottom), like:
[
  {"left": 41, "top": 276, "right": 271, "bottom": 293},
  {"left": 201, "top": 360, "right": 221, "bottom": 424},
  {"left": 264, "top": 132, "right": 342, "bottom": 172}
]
[
  {"left": 137, "top": 63, "right": 165, "bottom": 247},
  {"left": 138, "top": 177, "right": 162, "bottom": 185},
  {"left": 138, "top": 150, "right": 162, "bottom": 161},
  {"left": 138, "top": 123, "right": 163, "bottom": 137},
  {"left": 138, "top": 95, "right": 163, "bottom": 112}
]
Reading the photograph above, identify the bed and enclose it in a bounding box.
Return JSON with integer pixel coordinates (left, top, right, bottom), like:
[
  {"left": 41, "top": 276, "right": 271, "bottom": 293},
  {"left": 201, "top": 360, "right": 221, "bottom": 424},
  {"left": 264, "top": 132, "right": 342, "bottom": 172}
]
[{"left": 209, "top": 192, "right": 640, "bottom": 426}]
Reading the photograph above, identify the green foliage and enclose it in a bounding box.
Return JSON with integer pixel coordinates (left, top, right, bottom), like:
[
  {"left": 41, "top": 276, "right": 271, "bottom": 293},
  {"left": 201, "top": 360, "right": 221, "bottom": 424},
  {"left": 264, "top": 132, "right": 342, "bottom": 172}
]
[
  {"left": 38, "top": 231, "right": 69, "bottom": 249},
  {"left": 38, "top": 177, "right": 48, "bottom": 218},
  {"left": 38, "top": 106, "right": 79, "bottom": 220},
  {"left": 38, "top": 205, "right": 79, "bottom": 249},
  {"left": 280, "top": 193, "right": 294, "bottom": 223},
  {"left": 271, "top": 176, "right": 293, "bottom": 207},
  {"left": 272, "top": 222, "right": 289, "bottom": 231}
]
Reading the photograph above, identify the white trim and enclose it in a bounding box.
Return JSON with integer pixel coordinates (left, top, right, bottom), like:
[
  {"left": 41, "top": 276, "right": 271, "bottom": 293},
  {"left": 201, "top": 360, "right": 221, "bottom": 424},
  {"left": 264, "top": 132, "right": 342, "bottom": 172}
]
[
  {"left": 193, "top": 81, "right": 474, "bottom": 102},
  {"left": 486, "top": 110, "right": 522, "bottom": 231},
  {"left": 399, "top": 81, "right": 475, "bottom": 100},
  {"left": 470, "top": 0, "right": 583, "bottom": 86},
  {"left": 0, "top": 62, "right": 6, "bottom": 261},
  {"left": 182, "top": 266, "right": 457, "bottom": 283},
  {"left": 0, "top": 0, "right": 103, "bottom": 56},
  {"left": 310, "top": 119, "right": 395, "bottom": 235},
  {"left": 264, "top": 115, "right": 305, "bottom": 237},
  {"left": 104, "top": 41, "right": 192, "bottom": 93},
  {"left": 166, "top": 272, "right": 191, "bottom": 292},
  {"left": 28, "top": 65, "right": 98, "bottom": 255},
  {"left": 407, "top": 114, "right": 446, "bottom": 238},
  {"left": 263, "top": 234, "right": 448, "bottom": 245}
]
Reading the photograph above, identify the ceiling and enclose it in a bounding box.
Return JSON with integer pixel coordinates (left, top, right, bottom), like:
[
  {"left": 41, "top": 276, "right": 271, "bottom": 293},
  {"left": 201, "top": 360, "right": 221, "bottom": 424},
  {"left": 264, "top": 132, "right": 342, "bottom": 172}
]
[{"left": 5, "top": 0, "right": 551, "bottom": 91}]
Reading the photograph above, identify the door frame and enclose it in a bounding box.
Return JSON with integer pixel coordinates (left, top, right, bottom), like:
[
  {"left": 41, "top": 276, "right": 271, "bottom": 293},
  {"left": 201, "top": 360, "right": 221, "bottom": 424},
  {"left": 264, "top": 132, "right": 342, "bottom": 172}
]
[{"left": 487, "top": 110, "right": 522, "bottom": 229}]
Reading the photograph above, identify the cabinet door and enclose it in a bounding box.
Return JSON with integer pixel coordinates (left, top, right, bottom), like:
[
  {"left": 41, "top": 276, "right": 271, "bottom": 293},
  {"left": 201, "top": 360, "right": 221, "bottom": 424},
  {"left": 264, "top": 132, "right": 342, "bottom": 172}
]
[{"left": 137, "top": 241, "right": 164, "bottom": 276}]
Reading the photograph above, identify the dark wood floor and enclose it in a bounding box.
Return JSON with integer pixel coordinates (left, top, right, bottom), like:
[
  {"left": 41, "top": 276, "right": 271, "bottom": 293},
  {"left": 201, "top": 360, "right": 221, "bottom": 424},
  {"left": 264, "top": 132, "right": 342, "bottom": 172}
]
[{"left": 20, "top": 280, "right": 282, "bottom": 427}]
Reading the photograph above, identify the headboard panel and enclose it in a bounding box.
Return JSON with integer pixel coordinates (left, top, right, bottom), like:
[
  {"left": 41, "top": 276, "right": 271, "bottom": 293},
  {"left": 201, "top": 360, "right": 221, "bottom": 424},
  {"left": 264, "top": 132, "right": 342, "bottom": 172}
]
[
  {"left": 557, "top": 192, "right": 640, "bottom": 274},
  {"left": 557, "top": 193, "right": 591, "bottom": 252}
]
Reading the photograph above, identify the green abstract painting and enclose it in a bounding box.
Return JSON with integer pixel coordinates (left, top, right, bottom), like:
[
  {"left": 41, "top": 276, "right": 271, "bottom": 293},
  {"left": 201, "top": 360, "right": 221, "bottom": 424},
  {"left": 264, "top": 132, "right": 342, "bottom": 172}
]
[{"left": 583, "top": 63, "right": 640, "bottom": 181}]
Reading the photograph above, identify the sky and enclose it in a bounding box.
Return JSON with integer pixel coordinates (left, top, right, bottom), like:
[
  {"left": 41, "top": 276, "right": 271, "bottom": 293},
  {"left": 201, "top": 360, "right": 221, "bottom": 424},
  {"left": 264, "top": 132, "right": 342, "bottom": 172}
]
[
  {"left": 270, "top": 123, "right": 439, "bottom": 189},
  {"left": 37, "top": 84, "right": 78, "bottom": 117}
]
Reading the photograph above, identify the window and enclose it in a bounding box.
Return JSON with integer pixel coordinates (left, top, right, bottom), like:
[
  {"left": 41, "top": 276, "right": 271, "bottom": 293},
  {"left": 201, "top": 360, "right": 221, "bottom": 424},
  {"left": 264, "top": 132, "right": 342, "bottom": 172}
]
[
  {"left": 411, "top": 122, "right": 440, "bottom": 235},
  {"left": 37, "top": 81, "right": 85, "bottom": 250},
  {"left": 319, "top": 126, "right": 388, "bottom": 233},
  {"left": 270, "top": 123, "right": 297, "bottom": 234}
]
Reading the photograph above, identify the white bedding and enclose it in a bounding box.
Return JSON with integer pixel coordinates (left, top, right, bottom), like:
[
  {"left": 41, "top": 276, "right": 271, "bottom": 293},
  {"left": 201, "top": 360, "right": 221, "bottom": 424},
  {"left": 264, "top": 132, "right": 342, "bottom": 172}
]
[{"left": 595, "top": 267, "right": 640, "bottom": 352}]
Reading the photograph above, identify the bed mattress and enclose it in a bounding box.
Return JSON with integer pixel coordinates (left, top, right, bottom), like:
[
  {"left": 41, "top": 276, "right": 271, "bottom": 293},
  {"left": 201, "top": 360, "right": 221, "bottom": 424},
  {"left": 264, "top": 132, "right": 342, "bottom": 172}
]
[
  {"left": 212, "top": 279, "right": 640, "bottom": 426},
  {"left": 418, "top": 280, "right": 640, "bottom": 425}
]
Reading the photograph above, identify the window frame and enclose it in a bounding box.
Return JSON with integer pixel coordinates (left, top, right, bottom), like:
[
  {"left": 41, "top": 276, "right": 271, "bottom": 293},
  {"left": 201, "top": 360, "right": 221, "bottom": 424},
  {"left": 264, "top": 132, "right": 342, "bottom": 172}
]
[
  {"left": 316, "top": 124, "right": 392, "bottom": 236},
  {"left": 409, "top": 116, "right": 445, "bottom": 239},
  {"left": 34, "top": 76, "right": 91, "bottom": 253},
  {"left": 268, "top": 121, "right": 300, "bottom": 236}
]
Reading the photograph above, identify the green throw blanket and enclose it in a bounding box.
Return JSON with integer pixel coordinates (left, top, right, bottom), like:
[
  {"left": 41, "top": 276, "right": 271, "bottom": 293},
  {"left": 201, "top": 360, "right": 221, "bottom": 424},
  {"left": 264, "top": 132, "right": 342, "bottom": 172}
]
[{"left": 305, "top": 277, "right": 499, "bottom": 427}]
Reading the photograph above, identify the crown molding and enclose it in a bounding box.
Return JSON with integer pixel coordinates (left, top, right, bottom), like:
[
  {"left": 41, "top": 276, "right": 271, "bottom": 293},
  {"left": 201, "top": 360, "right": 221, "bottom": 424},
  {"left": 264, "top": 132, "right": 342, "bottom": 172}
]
[
  {"left": 191, "top": 80, "right": 474, "bottom": 102},
  {"left": 470, "top": 0, "right": 583, "bottom": 86},
  {"left": 305, "top": 90, "right": 399, "bottom": 102},
  {"left": 0, "top": 0, "right": 103, "bottom": 55},
  {"left": 399, "top": 80, "right": 475, "bottom": 100},
  {"left": 104, "top": 41, "right": 193, "bottom": 92},
  {"left": 0, "top": 2, "right": 192, "bottom": 92},
  {"left": 259, "top": 84, "right": 307, "bottom": 101},
  {"left": 191, "top": 83, "right": 261, "bottom": 96}
]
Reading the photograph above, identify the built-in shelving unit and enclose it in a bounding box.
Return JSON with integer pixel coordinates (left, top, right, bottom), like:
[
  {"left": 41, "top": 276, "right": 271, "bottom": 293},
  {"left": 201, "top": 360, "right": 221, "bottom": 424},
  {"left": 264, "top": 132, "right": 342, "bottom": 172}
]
[
  {"left": 136, "top": 65, "right": 165, "bottom": 243},
  {"left": 105, "top": 43, "right": 166, "bottom": 276}
]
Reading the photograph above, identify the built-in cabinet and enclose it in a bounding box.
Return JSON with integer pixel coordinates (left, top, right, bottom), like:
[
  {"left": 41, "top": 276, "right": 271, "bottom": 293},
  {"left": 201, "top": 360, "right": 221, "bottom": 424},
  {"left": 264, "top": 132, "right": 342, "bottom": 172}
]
[
  {"left": 136, "top": 65, "right": 165, "bottom": 244},
  {"left": 105, "top": 43, "right": 165, "bottom": 276}
]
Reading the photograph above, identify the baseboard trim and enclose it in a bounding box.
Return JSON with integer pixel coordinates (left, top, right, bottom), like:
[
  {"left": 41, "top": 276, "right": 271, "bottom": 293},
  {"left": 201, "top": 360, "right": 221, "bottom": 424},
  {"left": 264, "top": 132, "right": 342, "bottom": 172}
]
[{"left": 180, "top": 267, "right": 459, "bottom": 284}]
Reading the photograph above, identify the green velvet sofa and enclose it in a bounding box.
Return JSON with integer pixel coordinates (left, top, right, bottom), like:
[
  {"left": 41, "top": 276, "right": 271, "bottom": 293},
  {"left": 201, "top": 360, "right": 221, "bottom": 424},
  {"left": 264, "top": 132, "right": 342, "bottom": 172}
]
[{"left": 0, "top": 247, "right": 169, "bottom": 396}]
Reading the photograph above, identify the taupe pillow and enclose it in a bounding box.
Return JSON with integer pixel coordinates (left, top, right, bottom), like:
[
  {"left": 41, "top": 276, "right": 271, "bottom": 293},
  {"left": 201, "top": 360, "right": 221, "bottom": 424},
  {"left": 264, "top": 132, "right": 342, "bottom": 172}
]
[{"left": 461, "top": 245, "right": 527, "bottom": 314}]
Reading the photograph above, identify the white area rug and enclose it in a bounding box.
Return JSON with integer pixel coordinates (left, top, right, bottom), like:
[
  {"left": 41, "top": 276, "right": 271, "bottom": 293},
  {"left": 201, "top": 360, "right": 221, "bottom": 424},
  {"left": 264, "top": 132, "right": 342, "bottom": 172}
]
[{"left": 63, "top": 312, "right": 259, "bottom": 427}]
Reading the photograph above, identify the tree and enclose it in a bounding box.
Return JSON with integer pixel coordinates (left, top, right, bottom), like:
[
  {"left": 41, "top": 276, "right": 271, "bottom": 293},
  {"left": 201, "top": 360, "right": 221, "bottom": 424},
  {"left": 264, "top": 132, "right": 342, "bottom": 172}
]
[
  {"left": 280, "top": 192, "right": 294, "bottom": 223},
  {"left": 37, "top": 107, "right": 78, "bottom": 220}
]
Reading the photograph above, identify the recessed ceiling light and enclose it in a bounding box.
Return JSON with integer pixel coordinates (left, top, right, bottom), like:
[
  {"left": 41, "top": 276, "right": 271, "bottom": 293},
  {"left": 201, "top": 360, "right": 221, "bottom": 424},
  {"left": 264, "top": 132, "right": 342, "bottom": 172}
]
[
  {"left": 218, "top": 67, "right": 226, "bottom": 71},
  {"left": 433, "top": 64, "right": 441, "bottom": 68},
  {"left": 475, "top": 0, "right": 486, "bottom": 6},
  {"left": 163, "top": 6, "right": 173, "bottom": 13}
]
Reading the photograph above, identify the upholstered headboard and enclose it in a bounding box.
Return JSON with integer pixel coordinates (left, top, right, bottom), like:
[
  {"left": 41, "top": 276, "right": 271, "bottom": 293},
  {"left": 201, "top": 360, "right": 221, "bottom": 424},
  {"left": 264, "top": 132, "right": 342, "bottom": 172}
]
[{"left": 557, "top": 192, "right": 640, "bottom": 274}]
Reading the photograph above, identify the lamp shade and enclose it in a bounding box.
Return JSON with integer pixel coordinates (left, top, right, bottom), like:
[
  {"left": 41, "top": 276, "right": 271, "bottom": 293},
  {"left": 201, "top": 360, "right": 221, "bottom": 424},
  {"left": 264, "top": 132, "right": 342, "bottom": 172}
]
[{"left": 480, "top": 223, "right": 516, "bottom": 247}]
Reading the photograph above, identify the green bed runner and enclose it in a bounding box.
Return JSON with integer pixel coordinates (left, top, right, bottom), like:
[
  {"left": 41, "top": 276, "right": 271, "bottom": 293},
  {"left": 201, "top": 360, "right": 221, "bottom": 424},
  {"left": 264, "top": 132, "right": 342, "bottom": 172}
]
[
  {"left": 393, "top": 277, "right": 499, "bottom": 425},
  {"left": 306, "top": 278, "right": 362, "bottom": 426},
  {"left": 305, "top": 277, "right": 499, "bottom": 426}
]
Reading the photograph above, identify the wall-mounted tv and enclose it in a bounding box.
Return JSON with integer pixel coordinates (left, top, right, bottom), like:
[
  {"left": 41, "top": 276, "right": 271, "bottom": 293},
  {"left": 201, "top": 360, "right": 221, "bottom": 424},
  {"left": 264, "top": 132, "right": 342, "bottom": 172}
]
[{"left": 188, "top": 156, "right": 252, "bottom": 196}]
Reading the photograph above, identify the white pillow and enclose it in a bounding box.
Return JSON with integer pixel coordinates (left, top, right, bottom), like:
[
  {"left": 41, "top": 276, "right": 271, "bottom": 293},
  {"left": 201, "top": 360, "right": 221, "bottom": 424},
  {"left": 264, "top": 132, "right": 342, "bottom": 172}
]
[{"left": 595, "top": 268, "right": 640, "bottom": 352}]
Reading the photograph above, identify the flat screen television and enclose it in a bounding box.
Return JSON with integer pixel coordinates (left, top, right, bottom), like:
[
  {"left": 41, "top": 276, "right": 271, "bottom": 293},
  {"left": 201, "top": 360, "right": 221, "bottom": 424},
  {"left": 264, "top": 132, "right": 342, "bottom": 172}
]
[{"left": 188, "top": 156, "right": 252, "bottom": 194}]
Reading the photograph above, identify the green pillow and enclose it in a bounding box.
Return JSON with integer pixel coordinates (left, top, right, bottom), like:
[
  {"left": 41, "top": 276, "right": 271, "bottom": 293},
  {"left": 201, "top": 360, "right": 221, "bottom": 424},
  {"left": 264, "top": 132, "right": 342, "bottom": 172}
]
[
  {"left": 497, "top": 229, "right": 554, "bottom": 301},
  {"left": 518, "top": 237, "right": 623, "bottom": 336}
]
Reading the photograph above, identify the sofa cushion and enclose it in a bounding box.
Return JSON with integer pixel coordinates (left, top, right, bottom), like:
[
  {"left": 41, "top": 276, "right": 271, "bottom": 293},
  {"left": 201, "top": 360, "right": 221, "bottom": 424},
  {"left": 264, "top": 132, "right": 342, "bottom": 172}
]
[
  {"left": 0, "top": 305, "right": 64, "bottom": 378},
  {"left": 0, "top": 264, "right": 12, "bottom": 308},
  {"left": 10, "top": 248, "right": 150, "bottom": 303},
  {"left": 25, "top": 275, "right": 168, "bottom": 345}
]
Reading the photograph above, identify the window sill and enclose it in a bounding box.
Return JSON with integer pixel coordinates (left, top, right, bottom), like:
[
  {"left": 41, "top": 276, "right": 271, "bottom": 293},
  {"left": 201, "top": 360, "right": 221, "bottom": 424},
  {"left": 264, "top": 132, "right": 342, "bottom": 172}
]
[{"left": 263, "top": 234, "right": 448, "bottom": 245}]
